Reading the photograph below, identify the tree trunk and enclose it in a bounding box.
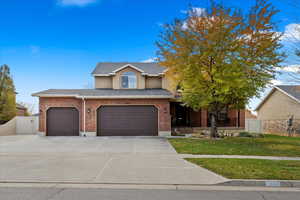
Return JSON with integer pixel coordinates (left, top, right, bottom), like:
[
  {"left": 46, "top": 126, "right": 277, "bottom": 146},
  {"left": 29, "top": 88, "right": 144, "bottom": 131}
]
[{"left": 210, "top": 112, "right": 218, "bottom": 138}]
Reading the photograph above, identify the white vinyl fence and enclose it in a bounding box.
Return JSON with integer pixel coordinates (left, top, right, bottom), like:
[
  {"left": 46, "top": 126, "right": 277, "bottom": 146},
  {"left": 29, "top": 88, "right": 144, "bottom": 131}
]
[
  {"left": 245, "top": 119, "right": 262, "bottom": 133},
  {"left": 16, "top": 116, "right": 39, "bottom": 135},
  {"left": 0, "top": 116, "right": 38, "bottom": 136}
]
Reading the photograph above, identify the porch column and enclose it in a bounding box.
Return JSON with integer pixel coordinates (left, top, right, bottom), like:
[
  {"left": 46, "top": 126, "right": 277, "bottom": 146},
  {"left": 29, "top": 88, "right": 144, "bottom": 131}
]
[
  {"left": 201, "top": 109, "right": 208, "bottom": 127},
  {"left": 236, "top": 109, "right": 239, "bottom": 127},
  {"left": 239, "top": 109, "right": 245, "bottom": 128}
]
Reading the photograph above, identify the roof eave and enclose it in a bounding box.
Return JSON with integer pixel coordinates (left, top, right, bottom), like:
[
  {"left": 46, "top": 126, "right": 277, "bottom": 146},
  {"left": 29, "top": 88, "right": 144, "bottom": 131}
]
[
  {"left": 112, "top": 64, "right": 145, "bottom": 73},
  {"left": 33, "top": 94, "right": 173, "bottom": 99},
  {"left": 32, "top": 94, "right": 78, "bottom": 98},
  {"left": 92, "top": 73, "right": 114, "bottom": 77},
  {"left": 254, "top": 87, "right": 276, "bottom": 111},
  {"left": 92, "top": 72, "right": 165, "bottom": 77},
  {"left": 81, "top": 95, "right": 173, "bottom": 99},
  {"left": 91, "top": 63, "right": 167, "bottom": 76}
]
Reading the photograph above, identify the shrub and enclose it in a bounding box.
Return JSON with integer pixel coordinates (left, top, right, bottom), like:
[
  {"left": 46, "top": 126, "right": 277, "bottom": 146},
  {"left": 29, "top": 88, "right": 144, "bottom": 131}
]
[{"left": 238, "top": 132, "right": 264, "bottom": 138}]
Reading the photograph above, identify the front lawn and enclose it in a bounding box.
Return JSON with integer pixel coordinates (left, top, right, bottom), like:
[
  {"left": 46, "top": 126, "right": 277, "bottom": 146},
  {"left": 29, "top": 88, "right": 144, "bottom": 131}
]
[
  {"left": 186, "top": 158, "right": 300, "bottom": 180},
  {"left": 169, "top": 135, "right": 300, "bottom": 157}
]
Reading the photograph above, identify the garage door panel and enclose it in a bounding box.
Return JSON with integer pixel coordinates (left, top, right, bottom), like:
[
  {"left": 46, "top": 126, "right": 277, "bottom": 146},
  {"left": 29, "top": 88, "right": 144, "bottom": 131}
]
[
  {"left": 97, "top": 106, "right": 158, "bottom": 136},
  {"left": 47, "top": 107, "right": 79, "bottom": 136}
]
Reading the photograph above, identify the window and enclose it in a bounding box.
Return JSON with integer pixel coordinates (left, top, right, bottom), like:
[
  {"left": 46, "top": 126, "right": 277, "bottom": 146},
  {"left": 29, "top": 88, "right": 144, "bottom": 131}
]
[
  {"left": 218, "top": 109, "right": 228, "bottom": 121},
  {"left": 208, "top": 107, "right": 229, "bottom": 127},
  {"left": 121, "top": 72, "right": 137, "bottom": 88}
]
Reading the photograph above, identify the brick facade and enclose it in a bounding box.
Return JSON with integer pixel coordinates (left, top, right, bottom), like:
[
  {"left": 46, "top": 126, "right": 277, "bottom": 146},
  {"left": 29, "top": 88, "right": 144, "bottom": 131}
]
[
  {"left": 39, "top": 97, "right": 83, "bottom": 132},
  {"left": 84, "top": 99, "right": 171, "bottom": 132},
  {"left": 39, "top": 97, "right": 171, "bottom": 133},
  {"left": 39, "top": 97, "right": 244, "bottom": 135},
  {"left": 199, "top": 109, "right": 245, "bottom": 128}
]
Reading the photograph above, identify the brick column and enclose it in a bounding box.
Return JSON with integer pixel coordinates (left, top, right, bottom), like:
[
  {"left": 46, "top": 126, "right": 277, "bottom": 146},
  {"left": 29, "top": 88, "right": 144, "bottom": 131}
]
[
  {"left": 239, "top": 109, "right": 245, "bottom": 128},
  {"left": 201, "top": 109, "right": 208, "bottom": 127}
]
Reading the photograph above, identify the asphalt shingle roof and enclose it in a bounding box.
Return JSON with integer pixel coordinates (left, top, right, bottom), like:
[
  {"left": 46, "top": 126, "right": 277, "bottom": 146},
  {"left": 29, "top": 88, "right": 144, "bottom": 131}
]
[
  {"left": 16, "top": 103, "right": 26, "bottom": 109},
  {"left": 276, "top": 85, "right": 300, "bottom": 102},
  {"left": 32, "top": 89, "right": 173, "bottom": 98},
  {"left": 92, "top": 62, "right": 166, "bottom": 75}
]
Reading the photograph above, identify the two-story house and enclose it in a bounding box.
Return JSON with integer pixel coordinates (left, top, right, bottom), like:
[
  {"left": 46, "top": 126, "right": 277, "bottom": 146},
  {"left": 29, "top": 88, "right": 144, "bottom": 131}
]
[{"left": 32, "top": 62, "right": 245, "bottom": 136}]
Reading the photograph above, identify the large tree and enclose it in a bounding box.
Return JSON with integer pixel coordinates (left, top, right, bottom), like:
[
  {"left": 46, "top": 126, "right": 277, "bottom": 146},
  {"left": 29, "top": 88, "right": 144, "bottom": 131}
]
[
  {"left": 0, "top": 64, "right": 16, "bottom": 123},
  {"left": 157, "top": 0, "right": 285, "bottom": 137}
]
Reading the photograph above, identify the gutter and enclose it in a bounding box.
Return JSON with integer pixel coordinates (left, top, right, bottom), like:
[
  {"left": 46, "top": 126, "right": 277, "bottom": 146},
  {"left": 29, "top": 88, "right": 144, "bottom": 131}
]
[
  {"left": 81, "top": 97, "right": 86, "bottom": 136},
  {"left": 33, "top": 94, "right": 174, "bottom": 99}
]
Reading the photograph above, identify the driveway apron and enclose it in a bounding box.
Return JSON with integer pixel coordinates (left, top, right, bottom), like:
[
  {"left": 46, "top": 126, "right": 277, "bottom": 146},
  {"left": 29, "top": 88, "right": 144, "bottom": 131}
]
[{"left": 0, "top": 136, "right": 227, "bottom": 184}]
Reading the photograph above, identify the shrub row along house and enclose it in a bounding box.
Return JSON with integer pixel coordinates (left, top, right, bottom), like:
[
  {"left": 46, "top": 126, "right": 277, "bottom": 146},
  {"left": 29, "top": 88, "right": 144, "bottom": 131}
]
[{"left": 32, "top": 62, "right": 245, "bottom": 136}]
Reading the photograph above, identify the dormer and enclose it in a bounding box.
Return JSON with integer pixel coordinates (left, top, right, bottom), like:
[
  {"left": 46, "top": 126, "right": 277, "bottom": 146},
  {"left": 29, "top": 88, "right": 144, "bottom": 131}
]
[
  {"left": 92, "top": 62, "right": 169, "bottom": 90},
  {"left": 112, "top": 65, "right": 145, "bottom": 89}
]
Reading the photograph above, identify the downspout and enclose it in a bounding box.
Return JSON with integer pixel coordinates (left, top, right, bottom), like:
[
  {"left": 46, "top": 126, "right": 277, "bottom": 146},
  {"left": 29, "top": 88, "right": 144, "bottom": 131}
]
[{"left": 82, "top": 97, "right": 86, "bottom": 136}]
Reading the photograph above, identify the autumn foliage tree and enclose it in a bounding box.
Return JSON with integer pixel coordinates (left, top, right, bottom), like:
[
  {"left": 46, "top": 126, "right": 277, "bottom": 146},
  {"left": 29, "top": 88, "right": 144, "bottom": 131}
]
[
  {"left": 157, "top": 0, "right": 285, "bottom": 138},
  {"left": 0, "top": 64, "right": 16, "bottom": 124}
]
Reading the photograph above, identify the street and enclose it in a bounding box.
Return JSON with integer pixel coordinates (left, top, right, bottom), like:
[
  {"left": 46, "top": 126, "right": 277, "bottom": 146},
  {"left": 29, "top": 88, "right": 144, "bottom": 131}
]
[{"left": 0, "top": 187, "right": 299, "bottom": 200}]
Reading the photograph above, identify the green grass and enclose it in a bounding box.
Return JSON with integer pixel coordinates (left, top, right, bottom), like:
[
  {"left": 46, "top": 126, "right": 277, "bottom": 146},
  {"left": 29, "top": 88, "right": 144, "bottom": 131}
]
[
  {"left": 168, "top": 135, "right": 300, "bottom": 157},
  {"left": 186, "top": 158, "right": 300, "bottom": 180}
]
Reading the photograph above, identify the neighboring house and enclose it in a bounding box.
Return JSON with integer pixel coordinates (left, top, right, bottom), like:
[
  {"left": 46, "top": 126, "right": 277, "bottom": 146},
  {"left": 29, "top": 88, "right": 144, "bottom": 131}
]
[
  {"left": 16, "top": 103, "right": 27, "bottom": 116},
  {"left": 32, "top": 62, "right": 245, "bottom": 137},
  {"left": 255, "top": 85, "right": 300, "bottom": 135},
  {"left": 245, "top": 109, "right": 257, "bottom": 119}
]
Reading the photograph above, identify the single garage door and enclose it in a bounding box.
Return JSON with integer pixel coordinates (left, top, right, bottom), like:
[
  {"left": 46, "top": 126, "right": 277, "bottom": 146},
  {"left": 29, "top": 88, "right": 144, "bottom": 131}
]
[
  {"left": 97, "top": 106, "right": 158, "bottom": 136},
  {"left": 47, "top": 107, "right": 79, "bottom": 136}
]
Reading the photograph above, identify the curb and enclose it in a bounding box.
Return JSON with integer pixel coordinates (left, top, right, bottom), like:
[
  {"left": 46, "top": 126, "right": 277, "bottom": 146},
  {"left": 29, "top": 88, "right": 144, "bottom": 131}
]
[
  {"left": 219, "top": 180, "right": 300, "bottom": 188},
  {"left": 0, "top": 180, "right": 299, "bottom": 190}
]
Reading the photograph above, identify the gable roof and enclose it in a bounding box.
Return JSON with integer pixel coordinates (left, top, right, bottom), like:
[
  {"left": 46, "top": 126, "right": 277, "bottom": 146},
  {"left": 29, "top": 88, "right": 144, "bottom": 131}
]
[
  {"left": 92, "top": 62, "right": 167, "bottom": 76},
  {"left": 255, "top": 85, "right": 300, "bottom": 111}
]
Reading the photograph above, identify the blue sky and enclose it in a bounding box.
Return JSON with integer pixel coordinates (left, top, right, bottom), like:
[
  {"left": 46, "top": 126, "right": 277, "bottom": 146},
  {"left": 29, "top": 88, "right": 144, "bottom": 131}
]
[{"left": 0, "top": 0, "right": 299, "bottom": 113}]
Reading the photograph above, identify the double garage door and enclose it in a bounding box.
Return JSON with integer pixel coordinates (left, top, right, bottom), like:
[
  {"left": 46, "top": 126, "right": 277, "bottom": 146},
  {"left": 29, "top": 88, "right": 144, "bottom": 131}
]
[{"left": 46, "top": 106, "right": 158, "bottom": 136}]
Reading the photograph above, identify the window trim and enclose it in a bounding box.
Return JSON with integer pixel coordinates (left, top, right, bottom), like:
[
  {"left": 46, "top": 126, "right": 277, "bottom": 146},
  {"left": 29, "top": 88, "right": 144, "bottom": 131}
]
[{"left": 120, "top": 71, "right": 137, "bottom": 89}]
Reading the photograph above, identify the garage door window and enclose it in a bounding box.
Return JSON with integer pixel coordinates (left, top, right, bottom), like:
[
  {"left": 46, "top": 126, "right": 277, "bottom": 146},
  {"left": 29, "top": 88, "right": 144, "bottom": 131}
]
[{"left": 121, "top": 72, "right": 137, "bottom": 88}]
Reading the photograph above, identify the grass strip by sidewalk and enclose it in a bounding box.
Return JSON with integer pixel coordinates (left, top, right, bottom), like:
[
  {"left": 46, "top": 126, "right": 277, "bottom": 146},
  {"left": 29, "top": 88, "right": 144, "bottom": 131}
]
[
  {"left": 186, "top": 158, "right": 300, "bottom": 180},
  {"left": 168, "top": 135, "right": 300, "bottom": 157}
]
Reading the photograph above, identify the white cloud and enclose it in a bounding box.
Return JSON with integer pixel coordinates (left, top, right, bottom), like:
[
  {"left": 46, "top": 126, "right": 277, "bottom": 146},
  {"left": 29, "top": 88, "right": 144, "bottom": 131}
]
[
  {"left": 191, "top": 7, "right": 206, "bottom": 16},
  {"left": 141, "top": 58, "right": 157, "bottom": 63},
  {"left": 270, "top": 79, "right": 284, "bottom": 85},
  {"left": 281, "top": 23, "right": 300, "bottom": 42},
  {"left": 276, "top": 65, "right": 300, "bottom": 73},
  {"left": 57, "top": 0, "right": 98, "bottom": 7},
  {"left": 181, "top": 7, "right": 206, "bottom": 16}
]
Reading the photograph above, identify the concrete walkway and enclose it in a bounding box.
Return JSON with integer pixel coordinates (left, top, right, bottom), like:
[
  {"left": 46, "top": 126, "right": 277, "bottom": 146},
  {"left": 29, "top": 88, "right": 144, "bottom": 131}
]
[
  {"left": 0, "top": 136, "right": 227, "bottom": 185},
  {"left": 179, "top": 154, "right": 300, "bottom": 161}
]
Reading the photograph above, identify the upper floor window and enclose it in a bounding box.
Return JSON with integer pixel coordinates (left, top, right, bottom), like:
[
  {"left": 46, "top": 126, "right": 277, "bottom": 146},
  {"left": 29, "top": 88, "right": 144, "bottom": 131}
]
[{"left": 121, "top": 72, "right": 137, "bottom": 88}]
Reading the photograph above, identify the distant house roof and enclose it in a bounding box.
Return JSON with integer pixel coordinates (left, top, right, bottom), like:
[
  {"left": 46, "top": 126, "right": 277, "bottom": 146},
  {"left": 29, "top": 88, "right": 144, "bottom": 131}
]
[
  {"left": 92, "top": 62, "right": 167, "bottom": 76},
  {"left": 16, "top": 103, "right": 26, "bottom": 110},
  {"left": 245, "top": 109, "right": 257, "bottom": 119},
  {"left": 32, "top": 89, "right": 173, "bottom": 99},
  {"left": 255, "top": 85, "right": 300, "bottom": 111}
]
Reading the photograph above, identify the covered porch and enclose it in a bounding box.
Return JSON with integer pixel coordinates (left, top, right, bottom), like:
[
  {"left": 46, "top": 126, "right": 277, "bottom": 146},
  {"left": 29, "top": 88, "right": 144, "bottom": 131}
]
[{"left": 170, "top": 102, "right": 245, "bottom": 130}]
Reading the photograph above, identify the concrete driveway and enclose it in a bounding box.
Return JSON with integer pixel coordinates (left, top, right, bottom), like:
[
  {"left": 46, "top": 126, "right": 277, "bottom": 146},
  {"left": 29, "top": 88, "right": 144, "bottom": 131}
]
[{"left": 0, "top": 136, "right": 227, "bottom": 184}]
